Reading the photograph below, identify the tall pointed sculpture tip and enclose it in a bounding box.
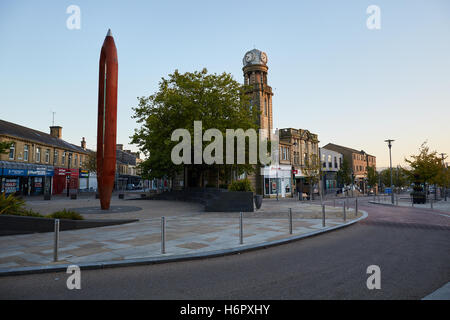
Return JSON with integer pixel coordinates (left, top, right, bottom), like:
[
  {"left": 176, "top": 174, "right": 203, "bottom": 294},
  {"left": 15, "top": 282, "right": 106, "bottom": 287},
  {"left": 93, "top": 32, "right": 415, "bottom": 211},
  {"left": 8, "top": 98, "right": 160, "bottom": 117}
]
[{"left": 106, "top": 29, "right": 113, "bottom": 37}]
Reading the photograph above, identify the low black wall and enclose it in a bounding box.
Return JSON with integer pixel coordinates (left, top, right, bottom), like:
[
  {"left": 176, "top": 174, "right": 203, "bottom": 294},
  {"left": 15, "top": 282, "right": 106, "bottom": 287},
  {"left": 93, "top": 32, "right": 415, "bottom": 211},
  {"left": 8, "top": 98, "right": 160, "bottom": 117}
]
[
  {"left": 0, "top": 215, "right": 138, "bottom": 236},
  {"left": 205, "top": 191, "right": 254, "bottom": 212}
]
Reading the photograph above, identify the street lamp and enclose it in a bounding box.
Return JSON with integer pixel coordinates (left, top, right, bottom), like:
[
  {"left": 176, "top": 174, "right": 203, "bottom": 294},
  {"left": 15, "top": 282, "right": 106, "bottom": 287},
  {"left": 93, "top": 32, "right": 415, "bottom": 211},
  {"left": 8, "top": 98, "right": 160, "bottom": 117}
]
[
  {"left": 384, "top": 139, "right": 395, "bottom": 204},
  {"left": 362, "top": 150, "right": 370, "bottom": 196},
  {"left": 440, "top": 153, "right": 447, "bottom": 201},
  {"left": 66, "top": 153, "right": 72, "bottom": 197}
]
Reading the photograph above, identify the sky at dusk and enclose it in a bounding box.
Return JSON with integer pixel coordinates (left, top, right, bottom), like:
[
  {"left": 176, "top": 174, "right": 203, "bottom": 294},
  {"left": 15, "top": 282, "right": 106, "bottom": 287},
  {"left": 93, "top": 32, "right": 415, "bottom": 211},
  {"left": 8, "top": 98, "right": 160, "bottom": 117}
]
[{"left": 1, "top": 0, "right": 449, "bottom": 168}]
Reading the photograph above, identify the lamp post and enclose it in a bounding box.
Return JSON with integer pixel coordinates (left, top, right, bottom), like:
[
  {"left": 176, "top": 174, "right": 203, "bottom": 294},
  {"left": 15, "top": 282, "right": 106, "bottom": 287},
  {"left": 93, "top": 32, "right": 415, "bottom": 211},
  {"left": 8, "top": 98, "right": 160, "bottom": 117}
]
[
  {"left": 361, "top": 150, "right": 370, "bottom": 196},
  {"left": 440, "top": 153, "right": 447, "bottom": 201},
  {"left": 66, "top": 153, "right": 72, "bottom": 197},
  {"left": 385, "top": 139, "right": 395, "bottom": 204}
]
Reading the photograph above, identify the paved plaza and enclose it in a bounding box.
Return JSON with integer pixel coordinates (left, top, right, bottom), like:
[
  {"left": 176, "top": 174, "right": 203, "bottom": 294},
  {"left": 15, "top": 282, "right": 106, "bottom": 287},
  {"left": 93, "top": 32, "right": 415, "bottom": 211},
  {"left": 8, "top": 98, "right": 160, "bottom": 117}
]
[{"left": 0, "top": 197, "right": 362, "bottom": 272}]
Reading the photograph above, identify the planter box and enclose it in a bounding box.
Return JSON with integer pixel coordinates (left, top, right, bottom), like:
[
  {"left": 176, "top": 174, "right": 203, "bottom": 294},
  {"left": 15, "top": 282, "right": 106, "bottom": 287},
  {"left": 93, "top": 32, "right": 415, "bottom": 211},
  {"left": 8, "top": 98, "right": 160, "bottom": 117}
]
[{"left": 205, "top": 191, "right": 254, "bottom": 212}]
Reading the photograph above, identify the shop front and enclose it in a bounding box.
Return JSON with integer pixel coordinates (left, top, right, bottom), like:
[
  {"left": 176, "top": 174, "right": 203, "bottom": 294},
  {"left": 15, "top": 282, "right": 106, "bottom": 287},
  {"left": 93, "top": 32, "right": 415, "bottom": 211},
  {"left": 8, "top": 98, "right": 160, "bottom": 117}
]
[
  {"left": 79, "top": 169, "right": 89, "bottom": 190},
  {"left": 1, "top": 168, "right": 27, "bottom": 196},
  {"left": 27, "top": 166, "right": 54, "bottom": 196},
  {"left": 52, "top": 168, "right": 79, "bottom": 195},
  {"left": 0, "top": 161, "right": 54, "bottom": 196},
  {"left": 262, "top": 165, "right": 292, "bottom": 198}
]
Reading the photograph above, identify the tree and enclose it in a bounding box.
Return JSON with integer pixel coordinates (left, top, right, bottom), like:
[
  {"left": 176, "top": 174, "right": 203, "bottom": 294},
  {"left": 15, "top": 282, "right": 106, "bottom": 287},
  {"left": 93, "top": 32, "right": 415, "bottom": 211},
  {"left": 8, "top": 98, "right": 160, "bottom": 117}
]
[
  {"left": 367, "top": 166, "right": 378, "bottom": 190},
  {"left": 85, "top": 151, "right": 97, "bottom": 173},
  {"left": 303, "top": 153, "right": 321, "bottom": 201},
  {"left": 0, "top": 141, "right": 13, "bottom": 154},
  {"left": 405, "top": 142, "right": 442, "bottom": 194},
  {"left": 337, "top": 158, "right": 352, "bottom": 186},
  {"left": 131, "top": 68, "right": 262, "bottom": 186}
]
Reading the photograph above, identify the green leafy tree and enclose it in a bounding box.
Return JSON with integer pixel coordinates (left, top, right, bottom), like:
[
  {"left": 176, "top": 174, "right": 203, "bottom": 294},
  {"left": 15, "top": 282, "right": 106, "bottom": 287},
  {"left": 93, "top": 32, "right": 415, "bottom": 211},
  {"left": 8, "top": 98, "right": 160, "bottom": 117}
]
[
  {"left": 337, "top": 158, "right": 352, "bottom": 186},
  {"left": 405, "top": 142, "right": 442, "bottom": 194},
  {"left": 367, "top": 166, "right": 378, "bottom": 189},
  {"left": 131, "top": 69, "right": 262, "bottom": 186},
  {"left": 0, "top": 141, "right": 13, "bottom": 154},
  {"left": 303, "top": 153, "right": 321, "bottom": 200}
]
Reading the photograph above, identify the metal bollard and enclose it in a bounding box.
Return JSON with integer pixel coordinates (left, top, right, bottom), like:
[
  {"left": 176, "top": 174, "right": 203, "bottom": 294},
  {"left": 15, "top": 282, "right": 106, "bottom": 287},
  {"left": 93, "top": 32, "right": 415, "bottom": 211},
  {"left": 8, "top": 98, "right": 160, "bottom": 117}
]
[
  {"left": 289, "top": 208, "right": 293, "bottom": 234},
  {"left": 322, "top": 204, "right": 326, "bottom": 227},
  {"left": 430, "top": 200, "right": 433, "bottom": 210},
  {"left": 161, "top": 216, "right": 166, "bottom": 254},
  {"left": 343, "top": 203, "right": 346, "bottom": 222},
  {"left": 355, "top": 198, "right": 358, "bottom": 216},
  {"left": 54, "top": 219, "right": 60, "bottom": 262},
  {"left": 239, "top": 212, "right": 243, "bottom": 244}
]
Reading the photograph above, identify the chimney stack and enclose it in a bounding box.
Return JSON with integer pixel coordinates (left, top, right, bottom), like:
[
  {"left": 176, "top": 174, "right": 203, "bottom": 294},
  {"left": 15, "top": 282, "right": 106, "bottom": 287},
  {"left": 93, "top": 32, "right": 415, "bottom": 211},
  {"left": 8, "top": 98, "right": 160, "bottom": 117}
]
[
  {"left": 50, "top": 126, "right": 62, "bottom": 139},
  {"left": 116, "top": 144, "right": 123, "bottom": 150},
  {"left": 81, "top": 137, "right": 86, "bottom": 150}
]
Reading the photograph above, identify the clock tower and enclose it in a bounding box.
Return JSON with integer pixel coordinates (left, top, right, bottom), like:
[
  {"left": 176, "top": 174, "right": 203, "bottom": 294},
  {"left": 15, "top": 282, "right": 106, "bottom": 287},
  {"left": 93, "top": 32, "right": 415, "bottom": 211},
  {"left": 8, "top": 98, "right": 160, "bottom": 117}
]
[{"left": 242, "top": 49, "right": 273, "bottom": 135}]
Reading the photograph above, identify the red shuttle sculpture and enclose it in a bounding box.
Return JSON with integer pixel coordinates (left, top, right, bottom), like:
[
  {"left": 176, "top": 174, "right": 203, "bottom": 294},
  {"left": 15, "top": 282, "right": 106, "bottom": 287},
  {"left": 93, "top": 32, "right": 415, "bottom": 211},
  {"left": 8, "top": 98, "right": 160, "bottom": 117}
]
[{"left": 97, "top": 29, "right": 118, "bottom": 210}]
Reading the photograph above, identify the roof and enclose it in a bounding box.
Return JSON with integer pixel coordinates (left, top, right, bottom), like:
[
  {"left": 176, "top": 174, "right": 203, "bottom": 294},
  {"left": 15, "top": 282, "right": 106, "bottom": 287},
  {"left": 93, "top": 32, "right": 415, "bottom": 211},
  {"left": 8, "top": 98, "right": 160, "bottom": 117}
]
[
  {"left": 116, "top": 149, "right": 137, "bottom": 166},
  {"left": 0, "top": 119, "right": 87, "bottom": 154},
  {"left": 323, "top": 143, "right": 375, "bottom": 157}
]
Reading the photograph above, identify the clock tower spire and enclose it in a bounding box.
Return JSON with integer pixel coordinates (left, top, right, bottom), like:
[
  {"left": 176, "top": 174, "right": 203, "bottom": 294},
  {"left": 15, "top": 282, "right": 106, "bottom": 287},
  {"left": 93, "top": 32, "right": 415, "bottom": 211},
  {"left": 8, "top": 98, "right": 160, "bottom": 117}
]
[{"left": 242, "top": 49, "right": 273, "bottom": 135}]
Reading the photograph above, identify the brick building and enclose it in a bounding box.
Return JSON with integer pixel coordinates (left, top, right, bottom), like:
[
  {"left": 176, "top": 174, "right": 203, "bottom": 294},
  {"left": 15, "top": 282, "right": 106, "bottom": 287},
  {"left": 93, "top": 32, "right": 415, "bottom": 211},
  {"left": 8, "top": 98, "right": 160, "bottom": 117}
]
[{"left": 322, "top": 143, "right": 376, "bottom": 193}]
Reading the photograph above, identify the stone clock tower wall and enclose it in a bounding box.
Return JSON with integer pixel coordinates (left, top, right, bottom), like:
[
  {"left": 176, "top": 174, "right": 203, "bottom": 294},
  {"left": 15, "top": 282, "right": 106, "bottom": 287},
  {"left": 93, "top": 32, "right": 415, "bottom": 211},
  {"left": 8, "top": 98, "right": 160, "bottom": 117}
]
[
  {"left": 242, "top": 49, "right": 273, "bottom": 134},
  {"left": 242, "top": 49, "right": 273, "bottom": 195}
]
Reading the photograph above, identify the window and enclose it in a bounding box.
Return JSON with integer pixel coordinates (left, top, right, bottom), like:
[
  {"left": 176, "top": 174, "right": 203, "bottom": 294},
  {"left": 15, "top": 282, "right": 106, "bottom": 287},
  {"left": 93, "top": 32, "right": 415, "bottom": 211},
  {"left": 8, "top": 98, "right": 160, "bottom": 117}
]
[
  {"left": 62, "top": 152, "right": 66, "bottom": 165},
  {"left": 9, "top": 143, "right": 15, "bottom": 160},
  {"left": 36, "top": 147, "right": 41, "bottom": 162},
  {"left": 264, "top": 98, "right": 268, "bottom": 116},
  {"left": 68, "top": 153, "right": 73, "bottom": 167},
  {"left": 334, "top": 156, "right": 338, "bottom": 168},
  {"left": 24, "top": 145, "right": 29, "bottom": 161},
  {"left": 80, "top": 155, "right": 83, "bottom": 167},
  {"left": 328, "top": 155, "right": 332, "bottom": 168},
  {"left": 74, "top": 154, "right": 78, "bottom": 166},
  {"left": 45, "top": 149, "right": 50, "bottom": 163},
  {"left": 53, "top": 150, "right": 58, "bottom": 165}
]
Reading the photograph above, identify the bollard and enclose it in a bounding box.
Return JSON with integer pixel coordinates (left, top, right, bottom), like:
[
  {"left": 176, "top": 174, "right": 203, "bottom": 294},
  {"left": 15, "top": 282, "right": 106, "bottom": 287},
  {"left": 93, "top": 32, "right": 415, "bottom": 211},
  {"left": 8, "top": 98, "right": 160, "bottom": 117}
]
[
  {"left": 289, "top": 208, "right": 293, "bottom": 234},
  {"left": 355, "top": 198, "right": 358, "bottom": 217},
  {"left": 239, "top": 212, "right": 243, "bottom": 244},
  {"left": 161, "top": 216, "right": 166, "bottom": 254},
  {"left": 322, "top": 204, "right": 326, "bottom": 227},
  {"left": 430, "top": 200, "right": 433, "bottom": 210},
  {"left": 343, "top": 203, "right": 346, "bottom": 222},
  {"left": 54, "top": 219, "right": 60, "bottom": 262}
]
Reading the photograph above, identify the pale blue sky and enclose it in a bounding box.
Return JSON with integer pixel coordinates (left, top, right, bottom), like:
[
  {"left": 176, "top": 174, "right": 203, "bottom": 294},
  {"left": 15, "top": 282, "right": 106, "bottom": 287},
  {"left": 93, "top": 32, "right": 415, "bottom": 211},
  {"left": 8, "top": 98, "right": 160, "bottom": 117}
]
[{"left": 1, "top": 0, "right": 449, "bottom": 167}]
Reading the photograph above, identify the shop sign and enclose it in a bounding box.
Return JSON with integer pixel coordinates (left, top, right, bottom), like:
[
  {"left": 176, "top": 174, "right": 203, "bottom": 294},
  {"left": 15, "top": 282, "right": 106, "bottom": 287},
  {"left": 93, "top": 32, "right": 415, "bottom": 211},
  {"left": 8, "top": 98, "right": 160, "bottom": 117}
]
[{"left": 3, "top": 168, "right": 27, "bottom": 176}]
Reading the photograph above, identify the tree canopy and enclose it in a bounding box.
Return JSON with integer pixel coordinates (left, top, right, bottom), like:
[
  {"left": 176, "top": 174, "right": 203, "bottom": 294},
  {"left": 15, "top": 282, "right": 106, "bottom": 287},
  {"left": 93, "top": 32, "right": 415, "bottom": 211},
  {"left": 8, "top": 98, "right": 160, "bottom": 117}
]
[
  {"left": 131, "top": 68, "right": 262, "bottom": 181},
  {"left": 405, "top": 142, "right": 443, "bottom": 185}
]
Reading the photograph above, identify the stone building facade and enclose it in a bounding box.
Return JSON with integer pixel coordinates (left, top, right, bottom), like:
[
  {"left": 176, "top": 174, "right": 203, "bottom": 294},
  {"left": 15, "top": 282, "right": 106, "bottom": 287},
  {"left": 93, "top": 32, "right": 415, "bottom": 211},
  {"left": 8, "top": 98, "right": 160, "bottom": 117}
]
[{"left": 0, "top": 119, "right": 88, "bottom": 196}]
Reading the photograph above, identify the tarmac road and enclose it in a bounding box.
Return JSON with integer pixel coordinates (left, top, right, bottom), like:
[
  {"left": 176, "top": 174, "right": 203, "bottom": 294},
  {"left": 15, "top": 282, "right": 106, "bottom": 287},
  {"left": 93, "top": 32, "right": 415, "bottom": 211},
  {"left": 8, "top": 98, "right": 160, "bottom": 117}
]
[{"left": 1, "top": 198, "right": 449, "bottom": 299}]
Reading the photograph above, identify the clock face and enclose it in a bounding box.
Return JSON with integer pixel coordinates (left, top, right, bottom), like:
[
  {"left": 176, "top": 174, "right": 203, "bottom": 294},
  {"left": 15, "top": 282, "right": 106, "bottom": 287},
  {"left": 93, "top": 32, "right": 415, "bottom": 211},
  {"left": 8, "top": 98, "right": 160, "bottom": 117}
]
[
  {"left": 245, "top": 52, "right": 253, "bottom": 63},
  {"left": 261, "top": 52, "right": 267, "bottom": 63}
]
